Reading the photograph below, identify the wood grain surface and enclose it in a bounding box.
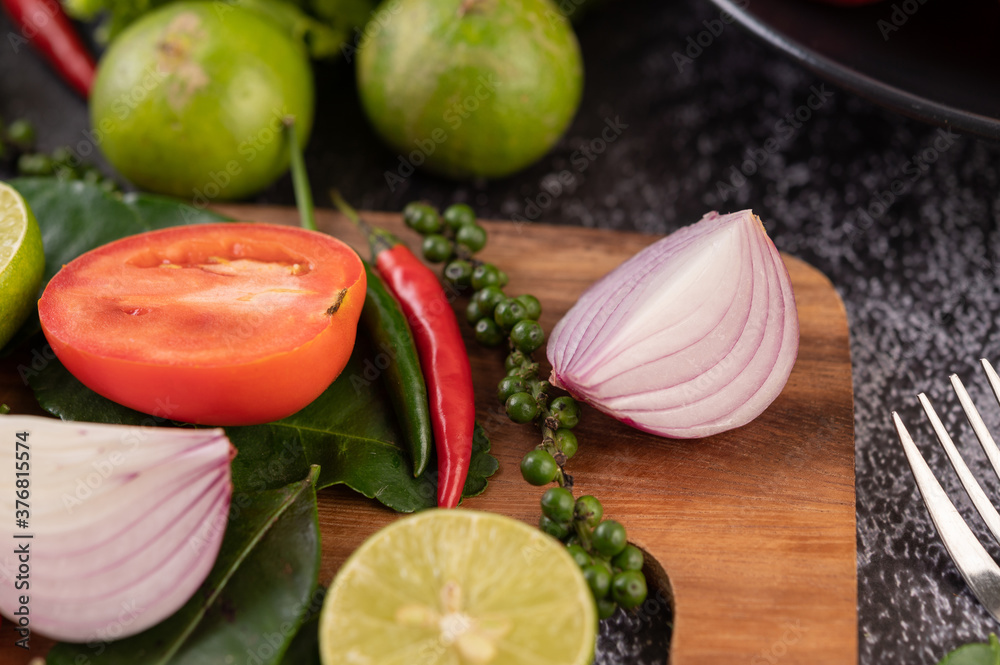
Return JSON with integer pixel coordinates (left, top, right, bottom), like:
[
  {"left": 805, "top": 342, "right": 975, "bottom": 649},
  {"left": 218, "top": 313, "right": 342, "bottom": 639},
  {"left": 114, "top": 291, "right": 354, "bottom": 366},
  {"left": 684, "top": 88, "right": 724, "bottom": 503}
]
[{"left": 0, "top": 207, "right": 857, "bottom": 664}]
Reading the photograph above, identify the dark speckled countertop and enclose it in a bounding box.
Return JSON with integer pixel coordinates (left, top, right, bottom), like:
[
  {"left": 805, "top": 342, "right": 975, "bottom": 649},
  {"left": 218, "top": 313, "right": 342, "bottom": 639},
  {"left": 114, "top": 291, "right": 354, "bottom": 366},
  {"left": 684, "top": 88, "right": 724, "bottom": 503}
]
[{"left": 3, "top": 0, "right": 1000, "bottom": 661}]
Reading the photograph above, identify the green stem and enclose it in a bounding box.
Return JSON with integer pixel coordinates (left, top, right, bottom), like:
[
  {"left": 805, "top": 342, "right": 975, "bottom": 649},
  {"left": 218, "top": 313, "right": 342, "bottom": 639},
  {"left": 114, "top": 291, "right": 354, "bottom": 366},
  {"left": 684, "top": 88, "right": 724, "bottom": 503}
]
[
  {"left": 331, "top": 190, "right": 399, "bottom": 259},
  {"left": 285, "top": 118, "right": 316, "bottom": 232},
  {"left": 330, "top": 189, "right": 362, "bottom": 226},
  {"left": 556, "top": 467, "right": 570, "bottom": 489},
  {"left": 541, "top": 422, "right": 558, "bottom": 450},
  {"left": 574, "top": 518, "right": 594, "bottom": 552}
]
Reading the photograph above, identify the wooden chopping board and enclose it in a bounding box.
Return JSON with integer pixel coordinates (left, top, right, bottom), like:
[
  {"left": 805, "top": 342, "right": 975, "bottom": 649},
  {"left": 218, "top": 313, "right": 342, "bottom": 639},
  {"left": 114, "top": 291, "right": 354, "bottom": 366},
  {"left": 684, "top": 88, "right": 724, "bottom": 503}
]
[{"left": 0, "top": 207, "right": 857, "bottom": 664}]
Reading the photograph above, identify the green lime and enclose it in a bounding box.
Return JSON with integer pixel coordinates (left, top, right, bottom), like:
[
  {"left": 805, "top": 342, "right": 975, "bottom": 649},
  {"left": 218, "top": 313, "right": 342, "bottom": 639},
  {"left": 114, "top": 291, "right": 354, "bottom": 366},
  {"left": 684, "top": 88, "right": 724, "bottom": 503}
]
[
  {"left": 319, "top": 509, "right": 596, "bottom": 665},
  {"left": 90, "top": 3, "right": 314, "bottom": 200},
  {"left": 0, "top": 182, "right": 45, "bottom": 349},
  {"left": 357, "top": 0, "right": 583, "bottom": 180}
]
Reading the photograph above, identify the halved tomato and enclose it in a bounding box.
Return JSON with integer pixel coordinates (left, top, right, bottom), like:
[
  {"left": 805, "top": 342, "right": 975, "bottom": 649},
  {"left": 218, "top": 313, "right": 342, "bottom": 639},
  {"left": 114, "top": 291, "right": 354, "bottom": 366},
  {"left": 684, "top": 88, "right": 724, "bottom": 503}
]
[{"left": 38, "top": 223, "right": 366, "bottom": 425}]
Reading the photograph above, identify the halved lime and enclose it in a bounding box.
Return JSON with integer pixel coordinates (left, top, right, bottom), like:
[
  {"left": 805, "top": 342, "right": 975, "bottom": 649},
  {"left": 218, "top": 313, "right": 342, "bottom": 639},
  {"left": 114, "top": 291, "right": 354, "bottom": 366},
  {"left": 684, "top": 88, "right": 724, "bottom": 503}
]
[
  {"left": 0, "top": 182, "right": 44, "bottom": 349},
  {"left": 319, "top": 509, "right": 597, "bottom": 665}
]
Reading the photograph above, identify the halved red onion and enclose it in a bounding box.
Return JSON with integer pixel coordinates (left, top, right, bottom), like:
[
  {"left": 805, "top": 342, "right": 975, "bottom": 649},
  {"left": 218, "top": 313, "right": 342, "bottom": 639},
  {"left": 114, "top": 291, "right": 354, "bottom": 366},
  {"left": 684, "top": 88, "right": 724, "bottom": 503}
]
[
  {"left": 0, "top": 416, "right": 233, "bottom": 642},
  {"left": 548, "top": 210, "right": 799, "bottom": 439}
]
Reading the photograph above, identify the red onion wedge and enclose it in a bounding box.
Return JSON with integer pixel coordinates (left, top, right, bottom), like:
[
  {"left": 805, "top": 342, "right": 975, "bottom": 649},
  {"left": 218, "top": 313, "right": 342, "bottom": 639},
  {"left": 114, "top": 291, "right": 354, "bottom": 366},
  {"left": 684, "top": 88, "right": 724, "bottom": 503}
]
[
  {"left": 0, "top": 416, "right": 233, "bottom": 642},
  {"left": 548, "top": 210, "right": 799, "bottom": 439}
]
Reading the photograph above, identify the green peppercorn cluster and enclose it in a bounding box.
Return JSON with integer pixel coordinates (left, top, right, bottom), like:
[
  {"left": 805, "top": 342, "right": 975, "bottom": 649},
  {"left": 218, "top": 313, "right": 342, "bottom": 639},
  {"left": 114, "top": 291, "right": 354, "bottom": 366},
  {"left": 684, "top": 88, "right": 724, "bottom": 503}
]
[
  {"left": 542, "top": 489, "right": 648, "bottom": 618},
  {"left": 0, "top": 117, "right": 118, "bottom": 192},
  {"left": 403, "top": 200, "right": 649, "bottom": 619}
]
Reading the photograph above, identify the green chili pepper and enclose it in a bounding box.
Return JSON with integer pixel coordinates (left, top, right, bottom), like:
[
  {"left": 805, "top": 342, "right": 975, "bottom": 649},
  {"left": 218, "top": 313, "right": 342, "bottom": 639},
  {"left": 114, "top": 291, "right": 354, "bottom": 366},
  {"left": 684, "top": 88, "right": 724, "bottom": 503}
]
[{"left": 360, "top": 260, "right": 433, "bottom": 477}]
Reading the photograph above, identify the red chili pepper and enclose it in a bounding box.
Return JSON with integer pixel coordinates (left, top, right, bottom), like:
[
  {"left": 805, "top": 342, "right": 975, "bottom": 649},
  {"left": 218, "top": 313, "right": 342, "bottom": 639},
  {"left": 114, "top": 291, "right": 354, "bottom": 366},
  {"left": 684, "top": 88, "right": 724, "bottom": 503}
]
[
  {"left": 334, "top": 194, "right": 474, "bottom": 508},
  {"left": 2, "top": 0, "right": 96, "bottom": 98},
  {"left": 376, "top": 246, "right": 475, "bottom": 507}
]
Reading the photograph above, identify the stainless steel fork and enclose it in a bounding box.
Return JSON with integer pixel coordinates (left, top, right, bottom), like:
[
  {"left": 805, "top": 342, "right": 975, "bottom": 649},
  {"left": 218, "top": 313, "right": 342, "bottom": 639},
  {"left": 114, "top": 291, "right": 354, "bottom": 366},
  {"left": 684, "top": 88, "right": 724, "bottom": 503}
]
[{"left": 893, "top": 358, "right": 1000, "bottom": 622}]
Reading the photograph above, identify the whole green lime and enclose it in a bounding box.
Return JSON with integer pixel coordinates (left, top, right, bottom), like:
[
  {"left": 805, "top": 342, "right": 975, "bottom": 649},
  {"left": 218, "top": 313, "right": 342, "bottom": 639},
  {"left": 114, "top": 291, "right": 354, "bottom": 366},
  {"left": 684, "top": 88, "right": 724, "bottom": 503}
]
[
  {"left": 357, "top": 0, "right": 583, "bottom": 180},
  {"left": 90, "top": 3, "right": 314, "bottom": 201}
]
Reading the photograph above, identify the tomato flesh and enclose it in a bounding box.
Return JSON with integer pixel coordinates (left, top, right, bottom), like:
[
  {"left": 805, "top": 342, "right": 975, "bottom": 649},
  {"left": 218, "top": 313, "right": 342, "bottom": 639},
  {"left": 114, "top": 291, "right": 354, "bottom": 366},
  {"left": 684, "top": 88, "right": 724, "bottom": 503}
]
[{"left": 38, "top": 223, "right": 366, "bottom": 425}]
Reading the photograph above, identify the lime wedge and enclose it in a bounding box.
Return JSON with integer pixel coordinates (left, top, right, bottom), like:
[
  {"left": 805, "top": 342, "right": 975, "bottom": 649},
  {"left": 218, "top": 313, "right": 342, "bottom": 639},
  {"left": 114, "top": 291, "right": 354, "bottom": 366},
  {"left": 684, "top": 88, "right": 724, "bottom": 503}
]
[
  {"left": 0, "top": 182, "right": 44, "bottom": 349},
  {"left": 319, "top": 509, "right": 597, "bottom": 665}
]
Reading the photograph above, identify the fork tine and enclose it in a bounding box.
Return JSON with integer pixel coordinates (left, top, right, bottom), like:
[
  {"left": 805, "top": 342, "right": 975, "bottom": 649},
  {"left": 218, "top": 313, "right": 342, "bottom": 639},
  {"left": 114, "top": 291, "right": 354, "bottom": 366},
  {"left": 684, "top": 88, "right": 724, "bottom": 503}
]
[
  {"left": 919, "top": 391, "right": 1000, "bottom": 546},
  {"left": 894, "top": 411, "right": 1000, "bottom": 621},
  {"left": 953, "top": 371, "right": 1000, "bottom": 490},
  {"left": 982, "top": 358, "right": 1000, "bottom": 415}
]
